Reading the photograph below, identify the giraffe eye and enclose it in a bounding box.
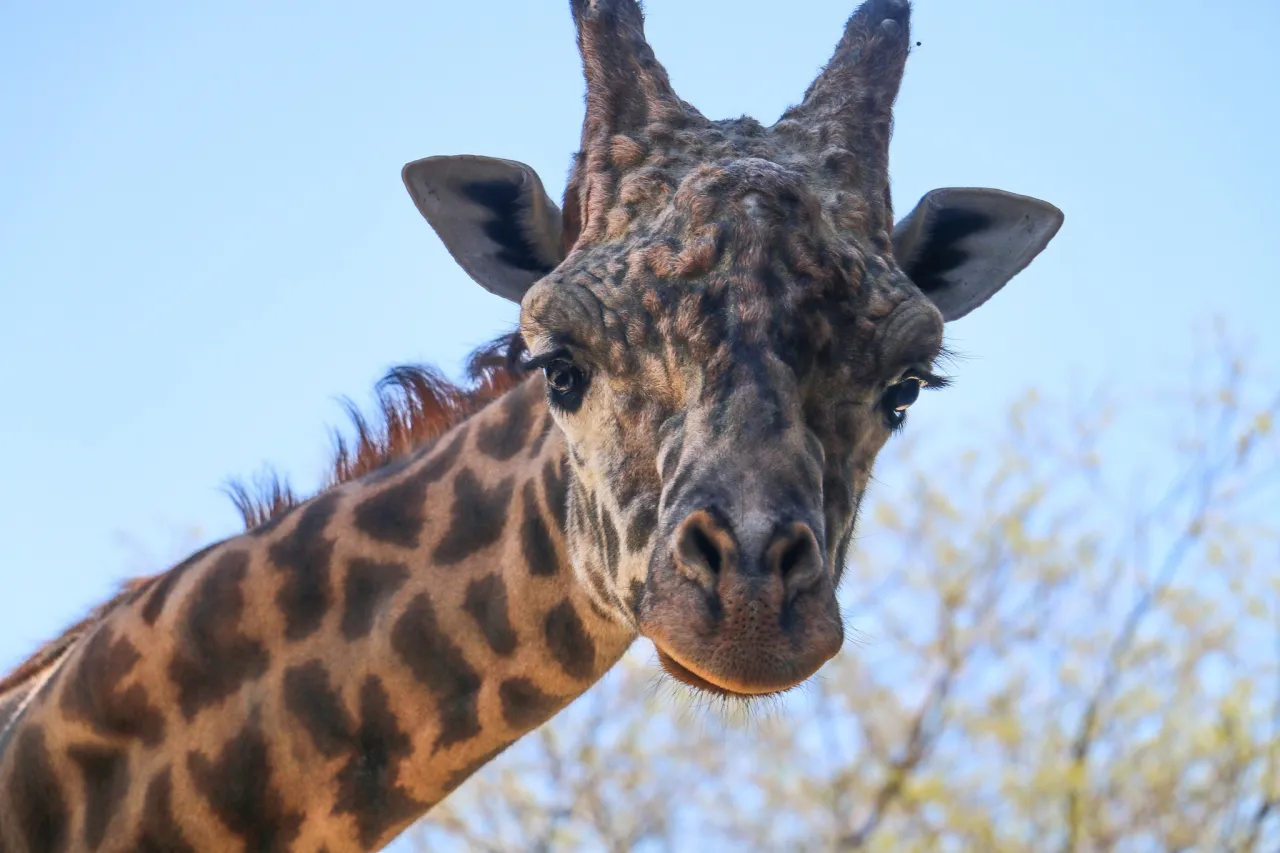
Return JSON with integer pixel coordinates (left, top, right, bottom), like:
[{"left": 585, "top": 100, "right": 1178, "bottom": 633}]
[
  {"left": 882, "top": 377, "right": 923, "bottom": 431},
  {"left": 543, "top": 359, "right": 588, "bottom": 412}
]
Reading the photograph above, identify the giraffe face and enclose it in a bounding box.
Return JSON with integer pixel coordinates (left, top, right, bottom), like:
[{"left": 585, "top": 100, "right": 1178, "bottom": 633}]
[
  {"left": 403, "top": 0, "right": 1063, "bottom": 698},
  {"left": 514, "top": 151, "right": 953, "bottom": 697}
]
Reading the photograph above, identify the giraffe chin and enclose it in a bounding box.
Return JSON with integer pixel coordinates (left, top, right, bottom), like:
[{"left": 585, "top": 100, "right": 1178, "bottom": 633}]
[{"left": 654, "top": 646, "right": 813, "bottom": 700}]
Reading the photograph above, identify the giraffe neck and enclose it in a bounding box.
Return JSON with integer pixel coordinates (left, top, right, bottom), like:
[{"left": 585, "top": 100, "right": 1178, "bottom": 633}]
[{"left": 0, "top": 376, "right": 636, "bottom": 853}]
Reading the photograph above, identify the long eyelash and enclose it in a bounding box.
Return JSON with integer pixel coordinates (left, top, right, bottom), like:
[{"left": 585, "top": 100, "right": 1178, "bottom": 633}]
[
  {"left": 515, "top": 347, "right": 571, "bottom": 374},
  {"left": 890, "top": 410, "right": 908, "bottom": 433},
  {"left": 914, "top": 369, "right": 952, "bottom": 390},
  {"left": 924, "top": 343, "right": 967, "bottom": 388}
]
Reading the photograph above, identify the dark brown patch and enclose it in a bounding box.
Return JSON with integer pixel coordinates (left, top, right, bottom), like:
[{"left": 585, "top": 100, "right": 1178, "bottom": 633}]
[
  {"left": 141, "top": 539, "right": 223, "bottom": 626},
  {"left": 498, "top": 678, "right": 560, "bottom": 730},
  {"left": 168, "top": 551, "right": 269, "bottom": 720},
  {"left": 9, "top": 728, "right": 69, "bottom": 853},
  {"left": 544, "top": 601, "right": 596, "bottom": 680},
  {"left": 135, "top": 769, "right": 196, "bottom": 853},
  {"left": 442, "top": 744, "right": 511, "bottom": 794},
  {"left": 520, "top": 480, "right": 559, "bottom": 577},
  {"left": 625, "top": 503, "right": 657, "bottom": 553},
  {"left": 601, "top": 508, "right": 621, "bottom": 577},
  {"left": 341, "top": 558, "right": 410, "bottom": 640},
  {"left": 432, "top": 470, "right": 515, "bottom": 565},
  {"left": 626, "top": 578, "right": 647, "bottom": 616},
  {"left": 585, "top": 569, "right": 619, "bottom": 620},
  {"left": 578, "top": 489, "right": 604, "bottom": 560},
  {"left": 352, "top": 427, "right": 468, "bottom": 548},
  {"left": 613, "top": 464, "right": 648, "bottom": 510},
  {"left": 590, "top": 598, "right": 615, "bottom": 622},
  {"left": 528, "top": 412, "right": 555, "bottom": 457},
  {"left": 542, "top": 455, "right": 569, "bottom": 531},
  {"left": 280, "top": 665, "right": 420, "bottom": 845},
  {"left": 577, "top": 496, "right": 615, "bottom": 597},
  {"left": 391, "top": 594, "right": 482, "bottom": 751},
  {"left": 68, "top": 744, "right": 129, "bottom": 850},
  {"left": 187, "top": 716, "right": 303, "bottom": 851},
  {"left": 283, "top": 661, "right": 355, "bottom": 758},
  {"left": 462, "top": 575, "right": 517, "bottom": 656},
  {"left": 60, "top": 628, "right": 166, "bottom": 746},
  {"left": 333, "top": 676, "right": 421, "bottom": 848},
  {"left": 267, "top": 491, "right": 340, "bottom": 642},
  {"left": 477, "top": 382, "right": 536, "bottom": 461}
]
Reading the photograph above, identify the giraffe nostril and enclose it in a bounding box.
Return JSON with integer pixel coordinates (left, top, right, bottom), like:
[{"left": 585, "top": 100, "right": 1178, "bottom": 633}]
[
  {"left": 768, "top": 522, "right": 823, "bottom": 595},
  {"left": 673, "top": 510, "right": 735, "bottom": 590},
  {"left": 778, "top": 536, "right": 809, "bottom": 578},
  {"left": 690, "top": 527, "right": 722, "bottom": 575}
]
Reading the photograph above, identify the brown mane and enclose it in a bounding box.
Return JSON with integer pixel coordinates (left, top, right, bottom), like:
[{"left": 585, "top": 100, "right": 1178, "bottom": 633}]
[
  {"left": 0, "top": 333, "right": 527, "bottom": 697},
  {"left": 227, "top": 332, "right": 525, "bottom": 526}
]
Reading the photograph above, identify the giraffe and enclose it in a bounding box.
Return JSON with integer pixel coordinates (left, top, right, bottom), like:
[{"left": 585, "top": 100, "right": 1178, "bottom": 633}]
[{"left": 0, "top": 0, "right": 1064, "bottom": 850}]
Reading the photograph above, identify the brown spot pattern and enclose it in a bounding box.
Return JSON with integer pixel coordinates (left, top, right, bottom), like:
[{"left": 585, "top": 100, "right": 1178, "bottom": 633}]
[
  {"left": 520, "top": 480, "right": 559, "bottom": 577},
  {"left": 283, "top": 661, "right": 354, "bottom": 759},
  {"left": 60, "top": 628, "right": 165, "bottom": 746},
  {"left": 67, "top": 744, "right": 129, "bottom": 850},
  {"left": 542, "top": 456, "right": 569, "bottom": 532},
  {"left": 462, "top": 575, "right": 518, "bottom": 656},
  {"left": 168, "top": 551, "right": 268, "bottom": 720},
  {"left": 352, "top": 428, "right": 468, "bottom": 548},
  {"left": 442, "top": 744, "right": 511, "bottom": 795},
  {"left": 135, "top": 769, "right": 195, "bottom": 853},
  {"left": 140, "top": 539, "right": 222, "bottom": 626},
  {"left": 498, "top": 678, "right": 560, "bottom": 730},
  {"left": 267, "top": 491, "right": 340, "bottom": 642},
  {"left": 282, "top": 664, "right": 422, "bottom": 847},
  {"left": 432, "top": 470, "right": 515, "bottom": 565},
  {"left": 625, "top": 503, "right": 657, "bottom": 553},
  {"left": 528, "top": 413, "right": 555, "bottom": 457},
  {"left": 391, "top": 594, "right": 482, "bottom": 751},
  {"left": 341, "top": 558, "right": 410, "bottom": 640},
  {"left": 187, "top": 716, "right": 303, "bottom": 851},
  {"left": 333, "top": 676, "right": 422, "bottom": 848},
  {"left": 601, "top": 507, "right": 621, "bottom": 577},
  {"left": 9, "top": 728, "right": 69, "bottom": 853},
  {"left": 544, "top": 601, "right": 597, "bottom": 680},
  {"left": 626, "top": 578, "right": 647, "bottom": 616},
  {"left": 476, "top": 384, "right": 536, "bottom": 461}
]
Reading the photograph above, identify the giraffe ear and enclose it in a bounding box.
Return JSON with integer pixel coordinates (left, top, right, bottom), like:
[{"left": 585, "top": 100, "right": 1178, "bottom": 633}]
[
  {"left": 402, "top": 155, "right": 565, "bottom": 304},
  {"left": 892, "top": 188, "right": 1064, "bottom": 322}
]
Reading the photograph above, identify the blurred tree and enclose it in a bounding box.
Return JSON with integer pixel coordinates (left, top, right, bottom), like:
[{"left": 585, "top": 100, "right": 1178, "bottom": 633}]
[{"left": 409, "top": 333, "right": 1280, "bottom": 853}]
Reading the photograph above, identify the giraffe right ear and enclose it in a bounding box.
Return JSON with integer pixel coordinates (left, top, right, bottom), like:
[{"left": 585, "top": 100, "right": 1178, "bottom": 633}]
[
  {"left": 402, "top": 155, "right": 565, "bottom": 304},
  {"left": 892, "top": 188, "right": 1064, "bottom": 322}
]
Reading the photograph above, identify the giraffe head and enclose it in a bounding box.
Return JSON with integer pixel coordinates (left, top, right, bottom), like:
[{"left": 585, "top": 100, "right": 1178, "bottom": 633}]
[{"left": 403, "top": 0, "right": 1062, "bottom": 698}]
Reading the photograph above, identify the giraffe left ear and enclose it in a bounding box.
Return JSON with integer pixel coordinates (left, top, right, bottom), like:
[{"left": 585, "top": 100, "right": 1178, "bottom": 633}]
[
  {"left": 892, "top": 188, "right": 1064, "bottom": 322},
  {"left": 402, "top": 155, "right": 565, "bottom": 304}
]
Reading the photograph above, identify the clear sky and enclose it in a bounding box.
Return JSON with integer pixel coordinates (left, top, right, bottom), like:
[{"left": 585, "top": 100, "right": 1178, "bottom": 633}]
[{"left": 1, "top": 0, "right": 1277, "bottom": 842}]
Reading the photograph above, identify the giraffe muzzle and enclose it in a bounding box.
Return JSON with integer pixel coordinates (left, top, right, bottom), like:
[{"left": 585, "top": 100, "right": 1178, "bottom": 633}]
[{"left": 638, "top": 505, "right": 844, "bottom": 698}]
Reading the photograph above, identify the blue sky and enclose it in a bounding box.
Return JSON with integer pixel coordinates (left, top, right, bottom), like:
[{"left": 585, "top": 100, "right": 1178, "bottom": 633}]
[{"left": 0, "top": 0, "right": 1277, "bottom": 840}]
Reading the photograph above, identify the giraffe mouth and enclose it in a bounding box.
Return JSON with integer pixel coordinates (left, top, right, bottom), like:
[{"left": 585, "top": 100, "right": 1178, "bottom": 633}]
[{"left": 654, "top": 645, "right": 801, "bottom": 699}]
